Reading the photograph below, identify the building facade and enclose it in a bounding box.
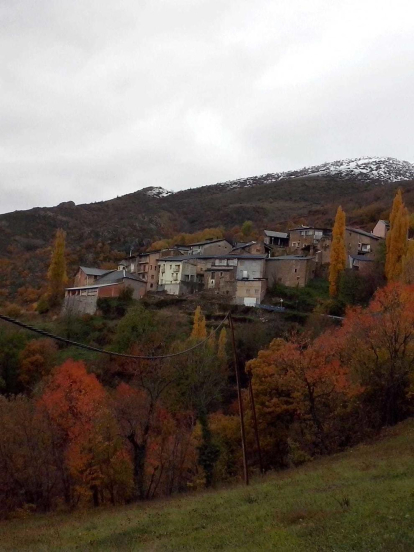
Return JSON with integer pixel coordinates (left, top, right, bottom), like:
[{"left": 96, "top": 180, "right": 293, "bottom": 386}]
[{"left": 266, "top": 256, "right": 316, "bottom": 288}]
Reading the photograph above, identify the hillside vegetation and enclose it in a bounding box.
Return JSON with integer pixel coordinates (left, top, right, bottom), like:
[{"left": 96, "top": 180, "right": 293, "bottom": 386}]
[{"left": 1, "top": 418, "right": 413, "bottom": 552}]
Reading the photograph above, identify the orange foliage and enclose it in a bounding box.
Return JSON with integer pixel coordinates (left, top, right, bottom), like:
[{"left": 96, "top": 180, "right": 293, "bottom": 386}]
[{"left": 338, "top": 282, "right": 414, "bottom": 427}]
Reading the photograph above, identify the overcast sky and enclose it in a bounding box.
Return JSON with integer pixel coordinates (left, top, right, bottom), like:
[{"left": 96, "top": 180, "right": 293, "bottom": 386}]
[{"left": 1, "top": 0, "right": 413, "bottom": 213}]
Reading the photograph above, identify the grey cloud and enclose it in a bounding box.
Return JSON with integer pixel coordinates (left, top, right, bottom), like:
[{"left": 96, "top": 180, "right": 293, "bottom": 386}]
[{"left": 1, "top": 0, "right": 413, "bottom": 213}]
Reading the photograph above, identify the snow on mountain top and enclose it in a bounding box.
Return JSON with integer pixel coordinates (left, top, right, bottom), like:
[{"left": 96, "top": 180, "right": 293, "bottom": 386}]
[
  {"left": 143, "top": 187, "right": 174, "bottom": 198},
  {"left": 218, "top": 157, "right": 414, "bottom": 192}
]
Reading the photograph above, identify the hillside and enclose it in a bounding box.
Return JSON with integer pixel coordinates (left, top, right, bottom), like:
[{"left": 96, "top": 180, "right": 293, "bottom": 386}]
[
  {"left": 1, "top": 156, "right": 414, "bottom": 303},
  {"left": 1, "top": 157, "right": 414, "bottom": 256},
  {"left": 1, "top": 418, "right": 413, "bottom": 551}
]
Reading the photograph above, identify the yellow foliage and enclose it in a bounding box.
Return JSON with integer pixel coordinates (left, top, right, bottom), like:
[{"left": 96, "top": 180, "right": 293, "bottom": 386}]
[
  {"left": 385, "top": 190, "right": 409, "bottom": 281},
  {"left": 191, "top": 306, "right": 207, "bottom": 340},
  {"left": 329, "top": 206, "right": 346, "bottom": 297},
  {"left": 47, "top": 229, "right": 68, "bottom": 305}
]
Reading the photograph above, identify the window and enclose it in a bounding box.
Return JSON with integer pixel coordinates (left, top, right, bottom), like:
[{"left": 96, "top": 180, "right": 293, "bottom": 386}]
[
  {"left": 175, "top": 265, "right": 180, "bottom": 271},
  {"left": 220, "top": 272, "right": 223, "bottom": 277},
  {"left": 211, "top": 272, "right": 215, "bottom": 280},
  {"left": 254, "top": 289, "right": 259, "bottom": 294},
  {"left": 294, "top": 268, "right": 297, "bottom": 273},
  {"left": 151, "top": 275, "right": 154, "bottom": 280},
  {"left": 150, "top": 283, "right": 153, "bottom": 288}
]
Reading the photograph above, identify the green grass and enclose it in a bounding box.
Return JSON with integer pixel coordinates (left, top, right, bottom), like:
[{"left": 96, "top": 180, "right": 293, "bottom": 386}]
[{"left": 1, "top": 420, "right": 413, "bottom": 551}]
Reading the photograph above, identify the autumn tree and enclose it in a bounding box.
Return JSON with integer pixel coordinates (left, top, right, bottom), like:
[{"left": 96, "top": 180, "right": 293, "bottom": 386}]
[
  {"left": 19, "top": 338, "right": 57, "bottom": 391},
  {"left": 339, "top": 282, "right": 414, "bottom": 428},
  {"left": 170, "top": 307, "right": 227, "bottom": 486},
  {"left": 247, "top": 332, "right": 357, "bottom": 466},
  {"left": 191, "top": 306, "right": 207, "bottom": 340},
  {"left": 38, "top": 360, "right": 126, "bottom": 506},
  {"left": 385, "top": 189, "right": 409, "bottom": 281},
  {"left": 0, "top": 395, "right": 60, "bottom": 514},
  {"left": 329, "top": 206, "right": 346, "bottom": 296},
  {"left": 47, "top": 229, "right": 68, "bottom": 307}
]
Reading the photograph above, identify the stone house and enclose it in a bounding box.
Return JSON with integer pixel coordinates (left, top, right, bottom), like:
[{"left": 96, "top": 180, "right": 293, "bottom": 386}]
[
  {"left": 120, "top": 247, "right": 187, "bottom": 292},
  {"left": 266, "top": 256, "right": 316, "bottom": 288},
  {"left": 159, "top": 254, "right": 267, "bottom": 305},
  {"left": 187, "top": 239, "right": 233, "bottom": 256},
  {"left": 73, "top": 266, "right": 113, "bottom": 287},
  {"left": 348, "top": 255, "right": 375, "bottom": 272},
  {"left": 345, "top": 227, "right": 383, "bottom": 260},
  {"left": 288, "top": 227, "right": 332, "bottom": 264},
  {"left": 230, "top": 241, "right": 267, "bottom": 255},
  {"left": 206, "top": 255, "right": 267, "bottom": 305},
  {"left": 264, "top": 230, "right": 289, "bottom": 249}
]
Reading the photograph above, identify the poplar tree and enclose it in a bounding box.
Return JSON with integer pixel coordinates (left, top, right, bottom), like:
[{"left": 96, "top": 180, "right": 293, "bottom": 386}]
[
  {"left": 191, "top": 306, "right": 207, "bottom": 340},
  {"left": 47, "top": 229, "right": 68, "bottom": 306},
  {"left": 385, "top": 189, "right": 409, "bottom": 281},
  {"left": 329, "top": 206, "right": 346, "bottom": 297}
]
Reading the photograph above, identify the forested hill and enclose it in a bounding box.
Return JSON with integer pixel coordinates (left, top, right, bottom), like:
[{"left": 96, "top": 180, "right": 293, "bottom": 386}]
[
  {"left": 0, "top": 157, "right": 414, "bottom": 304},
  {"left": 1, "top": 160, "right": 414, "bottom": 258}
]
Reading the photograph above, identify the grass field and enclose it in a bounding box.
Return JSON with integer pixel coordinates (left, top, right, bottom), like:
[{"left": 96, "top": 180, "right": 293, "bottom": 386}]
[{"left": 1, "top": 419, "right": 413, "bottom": 552}]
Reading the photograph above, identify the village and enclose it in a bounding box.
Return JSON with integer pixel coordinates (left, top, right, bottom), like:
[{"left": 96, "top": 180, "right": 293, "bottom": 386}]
[{"left": 63, "top": 219, "right": 388, "bottom": 315}]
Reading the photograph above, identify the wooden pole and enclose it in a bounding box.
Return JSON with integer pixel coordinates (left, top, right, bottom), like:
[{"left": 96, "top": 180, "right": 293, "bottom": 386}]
[
  {"left": 229, "top": 313, "right": 249, "bottom": 486},
  {"left": 248, "top": 373, "right": 264, "bottom": 474}
]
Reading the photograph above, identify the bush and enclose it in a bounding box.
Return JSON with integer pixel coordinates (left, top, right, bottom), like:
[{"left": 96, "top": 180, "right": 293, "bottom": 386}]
[{"left": 36, "top": 295, "right": 50, "bottom": 314}]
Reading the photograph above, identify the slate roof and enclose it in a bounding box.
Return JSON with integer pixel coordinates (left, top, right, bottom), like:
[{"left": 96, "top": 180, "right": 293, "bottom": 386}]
[
  {"left": 346, "top": 227, "right": 381, "bottom": 240},
  {"left": 266, "top": 255, "right": 315, "bottom": 261},
  {"left": 188, "top": 238, "right": 232, "bottom": 247},
  {"left": 158, "top": 254, "right": 267, "bottom": 262},
  {"left": 350, "top": 255, "right": 375, "bottom": 262},
  {"left": 79, "top": 266, "right": 112, "bottom": 277},
  {"left": 264, "top": 230, "right": 289, "bottom": 239},
  {"left": 96, "top": 270, "right": 146, "bottom": 284}
]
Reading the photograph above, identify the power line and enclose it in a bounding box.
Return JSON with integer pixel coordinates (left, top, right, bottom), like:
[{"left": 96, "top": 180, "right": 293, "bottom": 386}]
[{"left": 0, "top": 312, "right": 230, "bottom": 361}]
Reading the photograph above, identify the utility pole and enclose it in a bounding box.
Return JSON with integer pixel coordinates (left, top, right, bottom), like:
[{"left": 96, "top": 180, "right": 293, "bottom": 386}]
[
  {"left": 229, "top": 313, "right": 249, "bottom": 486},
  {"left": 248, "top": 373, "right": 264, "bottom": 474}
]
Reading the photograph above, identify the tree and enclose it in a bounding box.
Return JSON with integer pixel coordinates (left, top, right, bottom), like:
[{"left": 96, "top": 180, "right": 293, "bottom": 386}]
[
  {"left": 0, "top": 329, "right": 27, "bottom": 395},
  {"left": 329, "top": 206, "right": 346, "bottom": 297},
  {"left": 247, "top": 332, "right": 357, "bottom": 465},
  {"left": 241, "top": 221, "right": 253, "bottom": 237},
  {"left": 339, "top": 282, "right": 414, "bottom": 428},
  {"left": 19, "top": 338, "right": 57, "bottom": 390},
  {"left": 39, "top": 360, "right": 110, "bottom": 506},
  {"left": 385, "top": 189, "right": 409, "bottom": 281},
  {"left": 47, "top": 229, "right": 68, "bottom": 307},
  {"left": 112, "top": 305, "right": 155, "bottom": 353},
  {"left": 191, "top": 306, "right": 207, "bottom": 340}
]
